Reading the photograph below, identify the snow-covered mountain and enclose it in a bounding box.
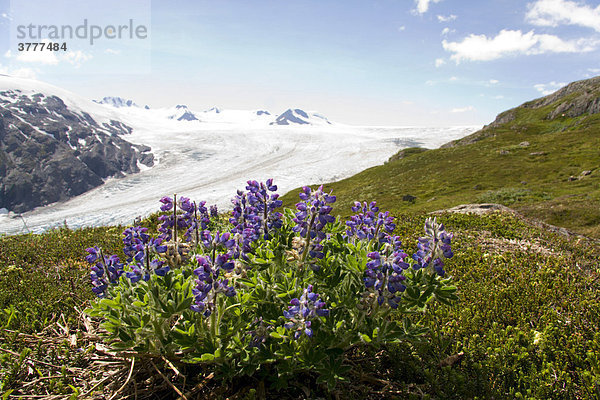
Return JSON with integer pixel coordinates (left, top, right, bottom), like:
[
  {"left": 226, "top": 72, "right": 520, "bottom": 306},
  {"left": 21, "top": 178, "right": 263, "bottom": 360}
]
[
  {"left": 0, "top": 76, "right": 153, "bottom": 213},
  {"left": 94, "top": 96, "right": 149, "bottom": 109},
  {"left": 168, "top": 105, "right": 200, "bottom": 121},
  {"left": 205, "top": 106, "right": 221, "bottom": 114},
  {"left": 271, "top": 108, "right": 332, "bottom": 126},
  {"left": 97, "top": 98, "right": 332, "bottom": 127}
]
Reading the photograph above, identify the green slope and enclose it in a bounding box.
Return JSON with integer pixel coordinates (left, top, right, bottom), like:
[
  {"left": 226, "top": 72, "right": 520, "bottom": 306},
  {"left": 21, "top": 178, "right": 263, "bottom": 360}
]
[{"left": 283, "top": 76, "right": 600, "bottom": 237}]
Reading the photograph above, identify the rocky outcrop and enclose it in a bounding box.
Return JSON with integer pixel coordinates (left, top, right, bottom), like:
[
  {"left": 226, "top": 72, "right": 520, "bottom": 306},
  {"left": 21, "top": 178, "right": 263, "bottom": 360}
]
[
  {"left": 442, "top": 76, "right": 600, "bottom": 148},
  {"left": 0, "top": 89, "right": 154, "bottom": 213},
  {"left": 431, "top": 203, "right": 514, "bottom": 215}
]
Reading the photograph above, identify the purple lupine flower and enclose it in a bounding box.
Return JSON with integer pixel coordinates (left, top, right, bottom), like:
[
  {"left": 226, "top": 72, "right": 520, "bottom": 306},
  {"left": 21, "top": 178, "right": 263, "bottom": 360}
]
[
  {"left": 200, "top": 231, "right": 236, "bottom": 252},
  {"left": 123, "top": 226, "right": 167, "bottom": 262},
  {"left": 121, "top": 226, "right": 169, "bottom": 282},
  {"left": 229, "top": 179, "right": 283, "bottom": 257},
  {"left": 190, "top": 255, "right": 236, "bottom": 316},
  {"left": 158, "top": 195, "right": 210, "bottom": 243},
  {"left": 159, "top": 196, "right": 173, "bottom": 212},
  {"left": 346, "top": 201, "right": 395, "bottom": 243},
  {"left": 363, "top": 237, "right": 409, "bottom": 309},
  {"left": 246, "top": 179, "right": 283, "bottom": 238},
  {"left": 412, "top": 217, "right": 453, "bottom": 277},
  {"left": 184, "top": 200, "right": 211, "bottom": 243},
  {"left": 230, "top": 190, "right": 261, "bottom": 245},
  {"left": 292, "top": 186, "right": 336, "bottom": 265},
  {"left": 283, "top": 285, "right": 329, "bottom": 339},
  {"left": 85, "top": 246, "right": 124, "bottom": 297}
]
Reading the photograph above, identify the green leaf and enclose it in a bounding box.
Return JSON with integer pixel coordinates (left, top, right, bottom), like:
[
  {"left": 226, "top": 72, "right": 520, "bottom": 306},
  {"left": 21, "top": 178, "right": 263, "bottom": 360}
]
[
  {"left": 176, "top": 297, "right": 194, "bottom": 313},
  {"left": 270, "top": 331, "right": 283, "bottom": 339}
]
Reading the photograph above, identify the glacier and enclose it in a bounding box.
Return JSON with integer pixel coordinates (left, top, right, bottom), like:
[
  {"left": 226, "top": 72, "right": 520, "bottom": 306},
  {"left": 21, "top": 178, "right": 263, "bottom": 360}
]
[{"left": 0, "top": 123, "right": 477, "bottom": 235}]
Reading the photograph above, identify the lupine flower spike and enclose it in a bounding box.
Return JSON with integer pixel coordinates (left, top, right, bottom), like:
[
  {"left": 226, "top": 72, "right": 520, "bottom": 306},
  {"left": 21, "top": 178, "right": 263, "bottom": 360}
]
[
  {"left": 284, "top": 285, "right": 329, "bottom": 339},
  {"left": 413, "top": 217, "right": 453, "bottom": 277},
  {"left": 292, "top": 185, "right": 336, "bottom": 269}
]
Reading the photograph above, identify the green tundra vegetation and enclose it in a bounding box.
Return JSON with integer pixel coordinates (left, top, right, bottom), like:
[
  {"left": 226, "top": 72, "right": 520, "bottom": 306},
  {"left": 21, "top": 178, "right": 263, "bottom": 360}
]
[
  {"left": 282, "top": 77, "right": 600, "bottom": 239},
  {"left": 1, "top": 76, "right": 599, "bottom": 398}
]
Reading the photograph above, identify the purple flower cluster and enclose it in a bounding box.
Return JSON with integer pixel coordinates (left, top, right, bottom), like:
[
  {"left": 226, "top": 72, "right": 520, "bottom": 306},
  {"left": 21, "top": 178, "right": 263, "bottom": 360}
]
[
  {"left": 85, "top": 247, "right": 124, "bottom": 297},
  {"left": 346, "top": 201, "right": 396, "bottom": 242},
  {"left": 201, "top": 231, "right": 236, "bottom": 251},
  {"left": 413, "top": 217, "right": 454, "bottom": 277},
  {"left": 191, "top": 255, "right": 236, "bottom": 317},
  {"left": 230, "top": 179, "right": 283, "bottom": 253},
  {"left": 364, "top": 236, "right": 410, "bottom": 309},
  {"left": 246, "top": 179, "right": 283, "bottom": 238},
  {"left": 292, "top": 186, "right": 336, "bottom": 263},
  {"left": 284, "top": 285, "right": 329, "bottom": 339},
  {"left": 122, "top": 226, "right": 169, "bottom": 283},
  {"left": 159, "top": 195, "right": 211, "bottom": 243}
]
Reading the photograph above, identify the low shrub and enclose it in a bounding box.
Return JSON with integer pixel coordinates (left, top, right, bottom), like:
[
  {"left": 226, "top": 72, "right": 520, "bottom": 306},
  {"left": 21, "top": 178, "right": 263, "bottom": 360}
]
[{"left": 85, "top": 180, "right": 457, "bottom": 390}]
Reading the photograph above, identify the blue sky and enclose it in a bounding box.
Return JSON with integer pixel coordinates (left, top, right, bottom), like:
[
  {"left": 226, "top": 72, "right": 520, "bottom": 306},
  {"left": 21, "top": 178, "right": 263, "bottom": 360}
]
[{"left": 1, "top": 0, "right": 599, "bottom": 126}]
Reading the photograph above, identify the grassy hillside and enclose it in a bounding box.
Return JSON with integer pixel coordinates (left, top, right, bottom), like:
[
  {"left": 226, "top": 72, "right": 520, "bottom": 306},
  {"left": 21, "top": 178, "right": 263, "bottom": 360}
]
[
  {"left": 1, "top": 213, "right": 599, "bottom": 398},
  {"left": 282, "top": 77, "right": 600, "bottom": 238}
]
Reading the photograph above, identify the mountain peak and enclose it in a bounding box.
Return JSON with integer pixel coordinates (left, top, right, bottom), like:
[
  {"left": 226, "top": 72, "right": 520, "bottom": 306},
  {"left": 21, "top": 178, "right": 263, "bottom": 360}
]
[
  {"left": 270, "top": 108, "right": 331, "bottom": 126},
  {"left": 95, "top": 96, "right": 141, "bottom": 108},
  {"left": 205, "top": 106, "right": 221, "bottom": 114}
]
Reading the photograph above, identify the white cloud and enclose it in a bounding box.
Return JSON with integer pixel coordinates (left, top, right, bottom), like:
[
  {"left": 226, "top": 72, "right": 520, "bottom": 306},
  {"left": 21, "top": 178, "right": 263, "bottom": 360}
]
[
  {"left": 437, "top": 14, "right": 457, "bottom": 22},
  {"left": 414, "top": 0, "right": 443, "bottom": 14},
  {"left": 0, "top": 63, "right": 37, "bottom": 79},
  {"left": 449, "top": 76, "right": 458, "bottom": 81},
  {"left": 435, "top": 58, "right": 446, "bottom": 67},
  {"left": 588, "top": 67, "right": 600, "bottom": 74},
  {"left": 526, "top": 0, "right": 600, "bottom": 32},
  {"left": 443, "top": 29, "right": 598, "bottom": 62},
  {"left": 441, "top": 27, "right": 455, "bottom": 36},
  {"left": 7, "top": 48, "right": 59, "bottom": 65},
  {"left": 493, "top": 95, "right": 505, "bottom": 99},
  {"left": 489, "top": 79, "right": 499, "bottom": 84},
  {"left": 105, "top": 48, "right": 121, "bottom": 55},
  {"left": 5, "top": 41, "right": 92, "bottom": 68},
  {"left": 63, "top": 50, "right": 93, "bottom": 67},
  {"left": 451, "top": 106, "right": 475, "bottom": 113},
  {"left": 534, "top": 81, "right": 566, "bottom": 95},
  {"left": 425, "top": 79, "right": 435, "bottom": 85}
]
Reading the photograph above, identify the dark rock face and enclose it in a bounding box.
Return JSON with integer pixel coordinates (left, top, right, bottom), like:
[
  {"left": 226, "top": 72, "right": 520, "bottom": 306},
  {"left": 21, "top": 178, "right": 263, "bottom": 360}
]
[
  {"left": 0, "top": 90, "right": 154, "bottom": 213},
  {"left": 523, "top": 76, "right": 600, "bottom": 119}
]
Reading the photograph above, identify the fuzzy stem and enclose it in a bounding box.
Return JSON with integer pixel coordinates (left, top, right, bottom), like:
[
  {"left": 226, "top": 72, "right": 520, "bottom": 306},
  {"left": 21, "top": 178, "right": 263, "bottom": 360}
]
[
  {"left": 173, "top": 194, "right": 178, "bottom": 244},
  {"left": 301, "top": 212, "right": 317, "bottom": 264},
  {"left": 193, "top": 201, "right": 200, "bottom": 247},
  {"left": 263, "top": 196, "right": 269, "bottom": 238},
  {"left": 145, "top": 244, "right": 150, "bottom": 274},
  {"left": 98, "top": 248, "right": 108, "bottom": 279}
]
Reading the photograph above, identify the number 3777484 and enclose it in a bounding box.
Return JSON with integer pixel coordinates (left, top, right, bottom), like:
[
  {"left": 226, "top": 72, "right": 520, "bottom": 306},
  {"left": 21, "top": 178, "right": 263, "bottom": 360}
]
[{"left": 18, "top": 42, "right": 67, "bottom": 51}]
